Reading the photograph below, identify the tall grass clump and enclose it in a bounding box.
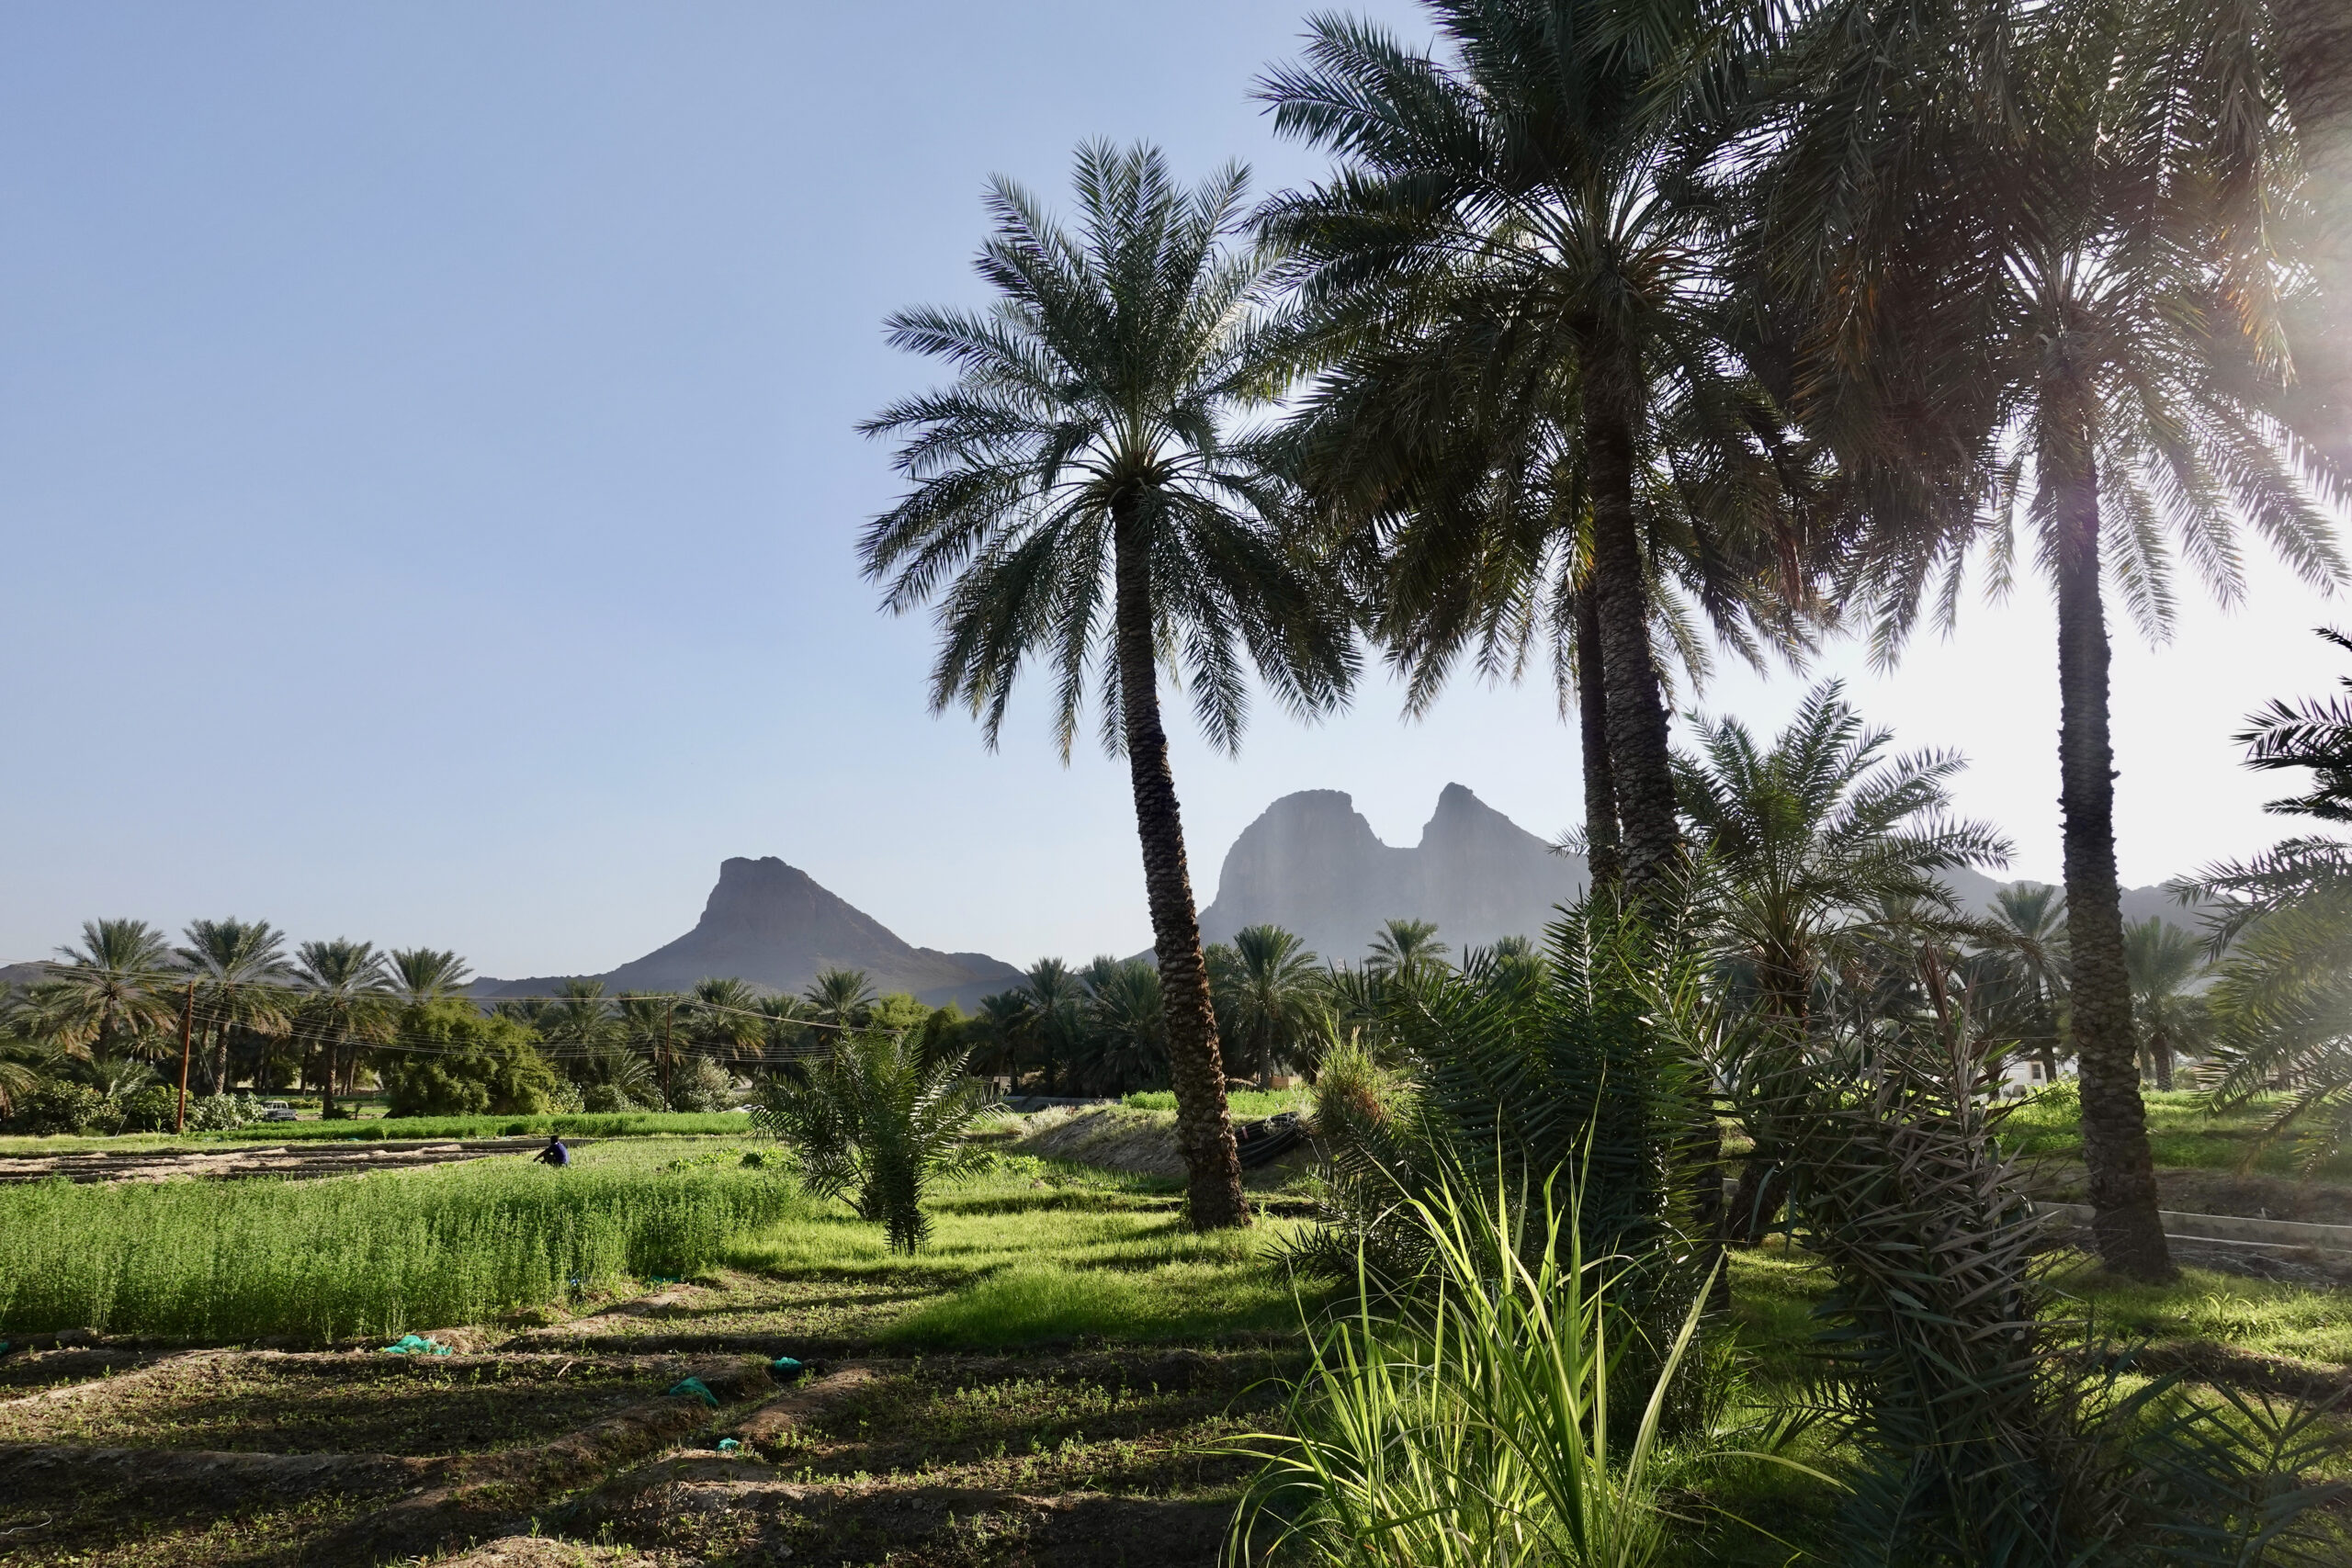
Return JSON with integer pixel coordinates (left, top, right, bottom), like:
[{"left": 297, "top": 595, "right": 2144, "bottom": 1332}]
[
  {"left": 1228, "top": 1177, "right": 1740, "bottom": 1568},
  {"left": 0, "top": 1160, "right": 802, "bottom": 1344}
]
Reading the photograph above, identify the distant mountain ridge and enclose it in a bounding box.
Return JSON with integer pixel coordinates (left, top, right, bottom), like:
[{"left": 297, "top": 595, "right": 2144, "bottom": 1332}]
[
  {"left": 472, "top": 855, "right": 1022, "bottom": 1009},
  {"left": 1196, "top": 784, "right": 1590, "bottom": 962},
  {"left": 1193, "top": 784, "right": 2206, "bottom": 964}
]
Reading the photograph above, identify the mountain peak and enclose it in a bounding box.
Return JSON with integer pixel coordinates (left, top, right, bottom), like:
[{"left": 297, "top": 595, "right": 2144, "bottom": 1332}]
[
  {"left": 1199, "top": 785, "right": 1587, "bottom": 963},
  {"left": 476, "top": 857, "right": 1022, "bottom": 1008}
]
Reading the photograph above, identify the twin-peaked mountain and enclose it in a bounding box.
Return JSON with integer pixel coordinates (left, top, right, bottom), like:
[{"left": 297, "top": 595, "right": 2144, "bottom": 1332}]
[{"left": 1196, "top": 784, "right": 1589, "bottom": 962}]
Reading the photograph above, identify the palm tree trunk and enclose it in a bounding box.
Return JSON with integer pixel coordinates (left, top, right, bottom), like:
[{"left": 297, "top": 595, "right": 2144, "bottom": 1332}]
[
  {"left": 1587, "top": 404, "right": 1720, "bottom": 1294},
  {"left": 1113, "top": 493, "right": 1249, "bottom": 1231},
  {"left": 2052, "top": 450, "right": 2174, "bottom": 1281},
  {"left": 1575, "top": 590, "right": 1622, "bottom": 890},
  {"left": 1584, "top": 407, "right": 1683, "bottom": 905}
]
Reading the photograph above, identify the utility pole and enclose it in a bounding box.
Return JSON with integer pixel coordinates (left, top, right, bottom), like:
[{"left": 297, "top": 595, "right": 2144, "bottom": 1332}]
[
  {"left": 662, "top": 998, "right": 674, "bottom": 1107},
  {"left": 174, "top": 979, "right": 197, "bottom": 1134}
]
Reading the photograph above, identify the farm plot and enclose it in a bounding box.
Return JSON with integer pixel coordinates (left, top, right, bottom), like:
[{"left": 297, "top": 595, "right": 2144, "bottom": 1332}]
[{"left": 1, "top": 1134, "right": 2346, "bottom": 1568}]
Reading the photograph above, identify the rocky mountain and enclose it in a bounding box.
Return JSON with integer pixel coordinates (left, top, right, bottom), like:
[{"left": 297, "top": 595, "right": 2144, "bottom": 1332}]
[
  {"left": 1193, "top": 784, "right": 2207, "bottom": 964},
  {"left": 472, "top": 856, "right": 1023, "bottom": 1010},
  {"left": 1195, "top": 784, "right": 1590, "bottom": 963}
]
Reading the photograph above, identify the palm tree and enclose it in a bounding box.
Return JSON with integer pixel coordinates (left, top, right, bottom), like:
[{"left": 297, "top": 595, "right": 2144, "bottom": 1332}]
[
  {"left": 2122, "top": 919, "right": 2208, "bottom": 1092},
  {"left": 1676, "top": 682, "right": 2012, "bottom": 1022},
  {"left": 1080, "top": 957, "right": 1170, "bottom": 1094},
  {"left": 1745, "top": 0, "right": 2346, "bottom": 1281},
  {"left": 969, "top": 990, "right": 1035, "bottom": 1084},
  {"left": 26, "top": 919, "right": 178, "bottom": 1061},
  {"left": 688, "top": 977, "right": 766, "bottom": 1068},
  {"left": 387, "top": 948, "right": 472, "bottom": 1008},
  {"left": 175, "top": 919, "right": 293, "bottom": 1097},
  {"left": 1980, "top": 885, "right": 2070, "bottom": 1086},
  {"left": 2175, "top": 629, "right": 2352, "bottom": 1166},
  {"left": 858, "top": 141, "right": 1357, "bottom": 1230},
  {"left": 291, "top": 938, "right": 390, "bottom": 1117},
  {"left": 537, "top": 978, "right": 616, "bottom": 1077},
  {"left": 1366, "top": 919, "right": 1448, "bottom": 984},
  {"left": 1676, "top": 682, "right": 2010, "bottom": 1244},
  {"left": 1258, "top": 0, "right": 1824, "bottom": 904},
  {"left": 1020, "top": 958, "right": 1088, "bottom": 1096},
  {"left": 801, "top": 969, "right": 876, "bottom": 1034},
  {"left": 1208, "top": 925, "right": 1327, "bottom": 1082}
]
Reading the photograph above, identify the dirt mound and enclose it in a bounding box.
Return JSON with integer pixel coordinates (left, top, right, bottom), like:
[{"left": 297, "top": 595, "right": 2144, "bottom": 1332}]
[{"left": 1011, "top": 1107, "right": 1186, "bottom": 1176}]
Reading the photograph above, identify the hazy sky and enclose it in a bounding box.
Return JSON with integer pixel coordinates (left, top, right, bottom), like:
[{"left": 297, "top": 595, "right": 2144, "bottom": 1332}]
[{"left": 3, "top": 2, "right": 2340, "bottom": 976}]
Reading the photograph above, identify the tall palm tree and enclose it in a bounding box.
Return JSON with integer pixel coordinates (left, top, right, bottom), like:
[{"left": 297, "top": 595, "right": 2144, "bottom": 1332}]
[
  {"left": 2121, "top": 919, "right": 2208, "bottom": 1092},
  {"left": 387, "top": 948, "right": 472, "bottom": 1008},
  {"left": 1207, "top": 924, "right": 1328, "bottom": 1082},
  {"left": 858, "top": 142, "right": 1356, "bottom": 1228},
  {"left": 291, "top": 938, "right": 390, "bottom": 1117},
  {"left": 1258, "top": 0, "right": 1824, "bottom": 904},
  {"left": 26, "top": 919, "right": 178, "bottom": 1061},
  {"left": 175, "top": 919, "right": 293, "bottom": 1097},
  {"left": 1744, "top": 0, "right": 2347, "bottom": 1281}
]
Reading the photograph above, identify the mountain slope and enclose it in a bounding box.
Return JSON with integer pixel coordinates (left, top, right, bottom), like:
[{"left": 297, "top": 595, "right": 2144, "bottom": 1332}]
[{"left": 474, "top": 856, "right": 1023, "bottom": 1009}]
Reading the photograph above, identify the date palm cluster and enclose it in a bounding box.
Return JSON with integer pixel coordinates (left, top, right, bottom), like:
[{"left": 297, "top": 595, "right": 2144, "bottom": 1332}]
[{"left": 860, "top": 0, "right": 2346, "bottom": 1274}]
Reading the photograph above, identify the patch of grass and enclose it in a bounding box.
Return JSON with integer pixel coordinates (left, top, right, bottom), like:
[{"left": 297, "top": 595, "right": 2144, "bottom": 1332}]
[
  {"left": 2000, "top": 1088, "right": 2352, "bottom": 1180},
  {"left": 2048, "top": 1263, "right": 2352, "bottom": 1365},
  {"left": 726, "top": 1159, "right": 1326, "bottom": 1346},
  {"left": 882, "top": 1259, "right": 1304, "bottom": 1348},
  {"left": 0, "top": 1143, "right": 805, "bottom": 1343},
  {"left": 1119, "top": 1088, "right": 1307, "bottom": 1119}
]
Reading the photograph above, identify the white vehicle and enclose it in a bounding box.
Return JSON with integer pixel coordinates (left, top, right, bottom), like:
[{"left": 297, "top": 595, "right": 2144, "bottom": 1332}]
[{"left": 256, "top": 1100, "right": 300, "bottom": 1122}]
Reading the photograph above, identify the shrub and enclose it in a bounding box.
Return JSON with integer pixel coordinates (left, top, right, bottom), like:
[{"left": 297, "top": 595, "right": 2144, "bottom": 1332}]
[
  {"left": 665, "top": 1055, "right": 735, "bottom": 1113},
  {"left": 750, "top": 1029, "right": 988, "bottom": 1251},
  {"left": 185, "top": 1092, "right": 253, "bottom": 1132},
  {"left": 380, "top": 1004, "right": 561, "bottom": 1117},
  {"left": 119, "top": 1084, "right": 179, "bottom": 1134},
  {"left": 4, "top": 1081, "right": 124, "bottom": 1136}
]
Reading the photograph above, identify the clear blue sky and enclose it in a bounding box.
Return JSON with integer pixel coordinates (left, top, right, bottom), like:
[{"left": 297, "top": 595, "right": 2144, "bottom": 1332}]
[{"left": 2, "top": 2, "right": 2338, "bottom": 976}]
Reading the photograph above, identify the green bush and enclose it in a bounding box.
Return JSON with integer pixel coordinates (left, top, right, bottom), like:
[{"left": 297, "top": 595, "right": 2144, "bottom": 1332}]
[
  {"left": 665, "top": 1055, "right": 735, "bottom": 1113},
  {"left": 118, "top": 1085, "right": 179, "bottom": 1134},
  {"left": 3, "top": 1082, "right": 124, "bottom": 1137},
  {"left": 380, "top": 1004, "right": 561, "bottom": 1117}
]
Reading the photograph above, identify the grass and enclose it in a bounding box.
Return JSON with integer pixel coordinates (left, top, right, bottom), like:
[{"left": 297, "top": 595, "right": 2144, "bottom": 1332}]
[
  {"left": 725, "top": 1150, "right": 1325, "bottom": 1347},
  {"left": 2000, "top": 1086, "right": 2352, "bottom": 1180},
  {"left": 1121, "top": 1088, "right": 1307, "bottom": 1119},
  {"left": 0, "top": 1138, "right": 804, "bottom": 1343}
]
